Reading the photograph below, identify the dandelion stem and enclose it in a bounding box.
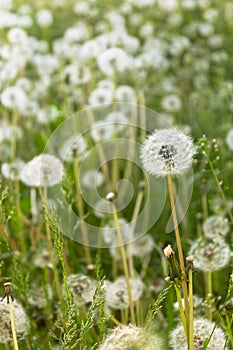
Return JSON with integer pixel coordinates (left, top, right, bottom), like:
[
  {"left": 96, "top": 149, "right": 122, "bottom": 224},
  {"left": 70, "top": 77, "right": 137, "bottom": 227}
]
[
  {"left": 205, "top": 271, "right": 213, "bottom": 321},
  {"left": 128, "top": 188, "right": 144, "bottom": 277},
  {"left": 41, "top": 187, "right": 64, "bottom": 310},
  {"left": 8, "top": 295, "right": 19, "bottom": 350},
  {"left": 187, "top": 257, "right": 194, "bottom": 350},
  {"left": 111, "top": 202, "right": 136, "bottom": 324},
  {"left": 175, "top": 284, "right": 187, "bottom": 337},
  {"left": 206, "top": 154, "right": 233, "bottom": 224},
  {"left": 167, "top": 175, "right": 189, "bottom": 344},
  {"left": 73, "top": 158, "right": 92, "bottom": 265},
  {"left": 105, "top": 310, "right": 122, "bottom": 327}
]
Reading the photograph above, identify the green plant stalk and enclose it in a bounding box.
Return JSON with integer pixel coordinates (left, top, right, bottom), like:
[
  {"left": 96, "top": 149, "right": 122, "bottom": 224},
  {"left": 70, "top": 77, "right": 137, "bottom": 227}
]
[
  {"left": 167, "top": 175, "right": 189, "bottom": 345},
  {"left": 42, "top": 187, "right": 64, "bottom": 310},
  {"left": 111, "top": 202, "right": 136, "bottom": 324},
  {"left": 128, "top": 189, "right": 144, "bottom": 277},
  {"left": 175, "top": 284, "right": 187, "bottom": 339},
  {"left": 188, "top": 268, "right": 194, "bottom": 350},
  {"left": 73, "top": 158, "right": 92, "bottom": 265},
  {"left": 8, "top": 295, "right": 19, "bottom": 350},
  {"left": 205, "top": 271, "right": 213, "bottom": 321},
  {"left": 206, "top": 154, "right": 233, "bottom": 224}
]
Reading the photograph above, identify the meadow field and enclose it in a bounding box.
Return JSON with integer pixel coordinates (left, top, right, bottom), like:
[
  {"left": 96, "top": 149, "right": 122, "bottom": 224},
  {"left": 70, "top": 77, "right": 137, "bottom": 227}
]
[{"left": 0, "top": 0, "right": 232, "bottom": 349}]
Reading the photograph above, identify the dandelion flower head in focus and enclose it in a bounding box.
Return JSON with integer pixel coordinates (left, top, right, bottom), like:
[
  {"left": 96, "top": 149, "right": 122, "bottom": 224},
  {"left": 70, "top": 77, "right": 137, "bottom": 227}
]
[{"left": 140, "top": 128, "right": 196, "bottom": 177}]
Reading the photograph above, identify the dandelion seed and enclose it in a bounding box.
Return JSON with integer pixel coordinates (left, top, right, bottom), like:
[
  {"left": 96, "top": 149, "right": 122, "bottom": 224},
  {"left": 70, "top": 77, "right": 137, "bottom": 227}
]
[
  {"left": 140, "top": 128, "right": 196, "bottom": 177},
  {"left": 99, "top": 324, "right": 165, "bottom": 350},
  {"left": 202, "top": 215, "right": 229, "bottom": 239},
  {"left": 188, "top": 237, "right": 230, "bottom": 272},
  {"left": 169, "top": 318, "right": 229, "bottom": 350}
]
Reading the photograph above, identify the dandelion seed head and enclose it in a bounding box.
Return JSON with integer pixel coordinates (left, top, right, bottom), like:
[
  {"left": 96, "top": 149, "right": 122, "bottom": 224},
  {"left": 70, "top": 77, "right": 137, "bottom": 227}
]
[
  {"left": 60, "top": 134, "right": 87, "bottom": 162},
  {"left": 170, "top": 318, "right": 228, "bottom": 350},
  {"left": 1, "top": 159, "right": 25, "bottom": 180},
  {"left": 0, "top": 299, "right": 29, "bottom": 344},
  {"left": 91, "top": 121, "right": 114, "bottom": 142},
  {"left": 105, "top": 276, "right": 144, "bottom": 310},
  {"left": 128, "top": 234, "right": 155, "bottom": 258},
  {"left": 20, "top": 154, "right": 63, "bottom": 187},
  {"left": 202, "top": 215, "right": 229, "bottom": 239},
  {"left": 99, "top": 324, "right": 164, "bottom": 350},
  {"left": 65, "top": 274, "right": 97, "bottom": 306},
  {"left": 28, "top": 284, "right": 52, "bottom": 309},
  {"left": 226, "top": 129, "right": 233, "bottom": 150},
  {"left": 140, "top": 128, "right": 196, "bottom": 177},
  {"left": 188, "top": 238, "right": 230, "bottom": 272},
  {"left": 32, "top": 245, "right": 53, "bottom": 269}
]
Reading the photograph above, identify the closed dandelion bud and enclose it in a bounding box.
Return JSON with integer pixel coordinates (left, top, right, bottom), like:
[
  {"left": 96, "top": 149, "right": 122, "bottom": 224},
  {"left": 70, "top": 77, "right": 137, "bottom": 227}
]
[
  {"left": 98, "top": 325, "right": 165, "bottom": 350},
  {"left": 140, "top": 128, "right": 196, "bottom": 177},
  {"left": 169, "top": 318, "right": 229, "bottom": 350},
  {"left": 164, "top": 244, "right": 182, "bottom": 281}
]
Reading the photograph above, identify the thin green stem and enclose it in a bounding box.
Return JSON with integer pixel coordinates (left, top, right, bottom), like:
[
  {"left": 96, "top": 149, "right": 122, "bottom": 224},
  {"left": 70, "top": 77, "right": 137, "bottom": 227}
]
[
  {"left": 73, "top": 158, "right": 92, "bottom": 265},
  {"left": 111, "top": 202, "right": 136, "bottom": 324},
  {"left": 206, "top": 154, "right": 233, "bottom": 224},
  {"left": 167, "top": 175, "right": 189, "bottom": 345},
  {"left": 128, "top": 189, "right": 144, "bottom": 278},
  {"left": 9, "top": 296, "right": 19, "bottom": 350},
  {"left": 175, "top": 284, "right": 187, "bottom": 339},
  {"left": 188, "top": 264, "right": 194, "bottom": 350},
  {"left": 41, "top": 187, "right": 64, "bottom": 310},
  {"left": 205, "top": 271, "right": 213, "bottom": 321}
]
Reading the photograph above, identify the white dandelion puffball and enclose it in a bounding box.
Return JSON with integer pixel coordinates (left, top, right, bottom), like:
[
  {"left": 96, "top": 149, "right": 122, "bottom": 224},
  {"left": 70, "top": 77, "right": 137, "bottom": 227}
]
[
  {"left": 140, "top": 128, "right": 196, "bottom": 177},
  {"left": 188, "top": 237, "right": 230, "bottom": 272},
  {"left": 0, "top": 299, "right": 30, "bottom": 344},
  {"left": 59, "top": 134, "right": 87, "bottom": 162},
  {"left": 1, "top": 159, "right": 25, "bottom": 180},
  {"left": 170, "top": 318, "right": 228, "bottom": 350},
  {"left": 105, "top": 276, "right": 144, "bottom": 310},
  {"left": 65, "top": 274, "right": 97, "bottom": 306},
  {"left": 202, "top": 215, "right": 229, "bottom": 239},
  {"left": 99, "top": 325, "right": 165, "bottom": 350},
  {"left": 226, "top": 129, "right": 233, "bottom": 150},
  {"left": 20, "top": 154, "right": 63, "bottom": 187}
]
